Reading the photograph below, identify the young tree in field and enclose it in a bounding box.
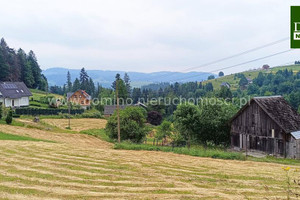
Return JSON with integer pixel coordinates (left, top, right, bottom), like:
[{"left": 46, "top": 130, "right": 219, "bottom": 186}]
[
  {"left": 5, "top": 109, "right": 13, "bottom": 125},
  {"left": 173, "top": 104, "right": 200, "bottom": 149},
  {"left": 105, "top": 106, "right": 148, "bottom": 143},
  {"left": 218, "top": 71, "right": 224, "bottom": 77},
  {"left": 156, "top": 120, "right": 173, "bottom": 145}
]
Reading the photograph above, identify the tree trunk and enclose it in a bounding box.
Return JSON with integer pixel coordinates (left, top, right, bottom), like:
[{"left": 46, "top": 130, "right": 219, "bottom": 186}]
[{"left": 187, "top": 134, "right": 191, "bottom": 149}]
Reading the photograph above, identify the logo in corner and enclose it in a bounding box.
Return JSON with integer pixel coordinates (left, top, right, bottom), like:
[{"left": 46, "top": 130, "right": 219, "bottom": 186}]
[
  {"left": 294, "top": 22, "right": 300, "bottom": 40},
  {"left": 291, "top": 6, "right": 300, "bottom": 48}
]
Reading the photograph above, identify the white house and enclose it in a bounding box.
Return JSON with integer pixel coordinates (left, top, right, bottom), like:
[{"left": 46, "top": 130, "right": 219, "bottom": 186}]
[{"left": 0, "top": 82, "right": 32, "bottom": 107}]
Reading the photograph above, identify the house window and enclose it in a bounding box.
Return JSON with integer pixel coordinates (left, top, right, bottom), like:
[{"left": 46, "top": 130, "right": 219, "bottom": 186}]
[
  {"left": 81, "top": 101, "right": 84, "bottom": 104},
  {"left": 16, "top": 90, "right": 19, "bottom": 93},
  {"left": 21, "top": 90, "right": 24, "bottom": 93}
]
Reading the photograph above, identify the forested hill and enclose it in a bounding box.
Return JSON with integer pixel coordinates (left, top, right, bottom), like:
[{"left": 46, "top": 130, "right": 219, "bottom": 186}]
[
  {"left": 0, "top": 38, "right": 48, "bottom": 91},
  {"left": 43, "top": 68, "right": 215, "bottom": 88}
]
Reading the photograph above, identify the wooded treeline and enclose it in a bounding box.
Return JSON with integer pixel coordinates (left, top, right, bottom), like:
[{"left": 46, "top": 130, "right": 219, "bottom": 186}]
[{"left": 0, "top": 38, "right": 48, "bottom": 91}]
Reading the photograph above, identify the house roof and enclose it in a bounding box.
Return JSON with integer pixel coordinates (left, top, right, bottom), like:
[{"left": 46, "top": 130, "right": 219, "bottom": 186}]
[
  {"left": 291, "top": 131, "right": 300, "bottom": 140},
  {"left": 67, "top": 90, "right": 91, "bottom": 100},
  {"left": 0, "top": 82, "right": 32, "bottom": 98},
  {"left": 104, "top": 105, "right": 128, "bottom": 115},
  {"left": 220, "top": 82, "right": 230, "bottom": 87},
  {"left": 230, "top": 96, "right": 300, "bottom": 133}
]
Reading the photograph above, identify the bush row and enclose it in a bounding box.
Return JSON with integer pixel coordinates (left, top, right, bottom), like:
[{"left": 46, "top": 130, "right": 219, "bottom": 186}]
[{"left": 15, "top": 108, "right": 84, "bottom": 115}]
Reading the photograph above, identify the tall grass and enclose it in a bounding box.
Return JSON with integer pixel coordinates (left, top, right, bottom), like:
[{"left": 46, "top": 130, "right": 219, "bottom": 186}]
[{"left": 114, "top": 142, "right": 246, "bottom": 160}]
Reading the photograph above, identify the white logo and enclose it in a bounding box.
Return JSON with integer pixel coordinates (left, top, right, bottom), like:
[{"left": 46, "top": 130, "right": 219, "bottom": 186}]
[{"left": 294, "top": 22, "right": 300, "bottom": 40}]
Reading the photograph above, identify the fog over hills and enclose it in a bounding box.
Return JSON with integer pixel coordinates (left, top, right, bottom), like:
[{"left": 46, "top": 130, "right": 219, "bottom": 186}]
[{"left": 43, "top": 68, "right": 216, "bottom": 88}]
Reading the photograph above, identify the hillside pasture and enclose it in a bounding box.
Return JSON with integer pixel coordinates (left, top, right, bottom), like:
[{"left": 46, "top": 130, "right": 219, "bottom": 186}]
[{"left": 204, "top": 64, "right": 300, "bottom": 90}]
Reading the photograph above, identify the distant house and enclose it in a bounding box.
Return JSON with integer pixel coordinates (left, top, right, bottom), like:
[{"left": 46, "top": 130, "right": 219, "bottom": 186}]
[
  {"left": 220, "top": 82, "right": 231, "bottom": 88},
  {"left": 262, "top": 64, "right": 270, "bottom": 70},
  {"left": 67, "top": 90, "right": 91, "bottom": 109},
  {"left": 230, "top": 96, "right": 300, "bottom": 159},
  {"left": 0, "top": 82, "right": 32, "bottom": 107},
  {"left": 104, "top": 105, "right": 128, "bottom": 117},
  {"left": 104, "top": 102, "right": 148, "bottom": 117},
  {"left": 246, "top": 77, "right": 253, "bottom": 84}
]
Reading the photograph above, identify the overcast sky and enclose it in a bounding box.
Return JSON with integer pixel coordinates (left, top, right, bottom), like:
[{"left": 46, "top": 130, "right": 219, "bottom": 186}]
[{"left": 1, "top": 0, "right": 299, "bottom": 74}]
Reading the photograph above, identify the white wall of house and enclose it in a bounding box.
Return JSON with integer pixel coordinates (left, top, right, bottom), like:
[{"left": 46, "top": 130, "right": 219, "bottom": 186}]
[
  {"left": 20, "top": 97, "right": 29, "bottom": 106},
  {"left": 2, "top": 97, "right": 29, "bottom": 107}
]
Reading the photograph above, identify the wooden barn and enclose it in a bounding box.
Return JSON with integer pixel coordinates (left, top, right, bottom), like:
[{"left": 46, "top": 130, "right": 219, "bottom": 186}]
[{"left": 230, "top": 96, "right": 300, "bottom": 159}]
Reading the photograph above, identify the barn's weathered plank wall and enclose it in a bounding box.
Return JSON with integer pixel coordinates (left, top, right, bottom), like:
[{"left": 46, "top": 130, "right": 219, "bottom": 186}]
[{"left": 231, "top": 101, "right": 285, "bottom": 155}]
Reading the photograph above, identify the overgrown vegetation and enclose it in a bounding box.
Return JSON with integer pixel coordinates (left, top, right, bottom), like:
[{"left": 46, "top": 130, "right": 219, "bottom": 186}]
[{"left": 105, "top": 106, "right": 148, "bottom": 143}]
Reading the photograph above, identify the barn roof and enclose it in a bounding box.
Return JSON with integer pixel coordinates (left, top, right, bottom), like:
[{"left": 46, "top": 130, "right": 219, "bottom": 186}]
[
  {"left": 231, "top": 96, "right": 300, "bottom": 133},
  {"left": 0, "top": 82, "right": 32, "bottom": 98}
]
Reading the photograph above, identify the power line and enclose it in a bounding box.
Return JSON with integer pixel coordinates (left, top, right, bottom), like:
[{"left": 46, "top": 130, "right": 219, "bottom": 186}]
[
  {"left": 148, "top": 37, "right": 289, "bottom": 82},
  {"left": 169, "top": 49, "right": 293, "bottom": 82}
]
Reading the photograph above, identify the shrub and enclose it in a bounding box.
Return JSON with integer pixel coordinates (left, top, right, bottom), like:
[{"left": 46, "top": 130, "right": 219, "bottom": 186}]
[
  {"left": 156, "top": 121, "right": 173, "bottom": 145},
  {"left": 105, "top": 106, "right": 148, "bottom": 143},
  {"left": 5, "top": 109, "right": 13, "bottom": 124},
  {"left": 147, "top": 111, "right": 162, "bottom": 126}
]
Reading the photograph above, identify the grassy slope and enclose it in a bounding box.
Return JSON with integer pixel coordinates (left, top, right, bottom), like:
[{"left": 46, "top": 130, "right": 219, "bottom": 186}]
[
  {"left": 0, "top": 132, "right": 50, "bottom": 142},
  {"left": 204, "top": 64, "right": 300, "bottom": 90},
  {"left": 29, "top": 89, "right": 65, "bottom": 108}
]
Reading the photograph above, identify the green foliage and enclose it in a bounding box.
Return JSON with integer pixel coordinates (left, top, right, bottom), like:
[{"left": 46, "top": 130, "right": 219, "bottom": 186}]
[
  {"left": 114, "top": 142, "right": 245, "bottom": 161},
  {"left": 0, "top": 132, "right": 51, "bottom": 142},
  {"left": 80, "top": 129, "right": 113, "bottom": 143},
  {"left": 198, "top": 98, "right": 238, "bottom": 145},
  {"left": 218, "top": 71, "right": 224, "bottom": 77},
  {"left": 218, "top": 86, "right": 232, "bottom": 99},
  {"left": 208, "top": 75, "right": 215, "bottom": 80},
  {"left": 5, "top": 109, "right": 13, "bottom": 124},
  {"left": 173, "top": 104, "right": 200, "bottom": 148},
  {"left": 105, "top": 106, "right": 148, "bottom": 143},
  {"left": 156, "top": 121, "right": 173, "bottom": 140},
  {"left": 239, "top": 74, "right": 248, "bottom": 87},
  {"left": 0, "top": 39, "right": 47, "bottom": 90}
]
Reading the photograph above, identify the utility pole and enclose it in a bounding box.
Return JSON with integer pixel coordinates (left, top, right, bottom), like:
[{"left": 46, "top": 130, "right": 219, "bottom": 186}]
[
  {"left": 68, "top": 100, "right": 71, "bottom": 129},
  {"left": 116, "top": 79, "right": 121, "bottom": 143}
]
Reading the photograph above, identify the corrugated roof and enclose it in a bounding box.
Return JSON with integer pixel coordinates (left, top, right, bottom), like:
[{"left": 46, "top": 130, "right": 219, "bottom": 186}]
[
  {"left": 291, "top": 131, "right": 300, "bottom": 140},
  {"left": 0, "top": 82, "right": 32, "bottom": 98}
]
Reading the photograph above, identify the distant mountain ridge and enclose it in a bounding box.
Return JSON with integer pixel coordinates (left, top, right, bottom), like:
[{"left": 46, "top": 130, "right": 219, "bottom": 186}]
[{"left": 43, "top": 67, "right": 215, "bottom": 88}]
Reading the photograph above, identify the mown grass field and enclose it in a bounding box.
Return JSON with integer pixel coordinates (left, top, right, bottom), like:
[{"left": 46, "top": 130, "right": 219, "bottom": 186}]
[{"left": 0, "top": 118, "right": 300, "bottom": 199}]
